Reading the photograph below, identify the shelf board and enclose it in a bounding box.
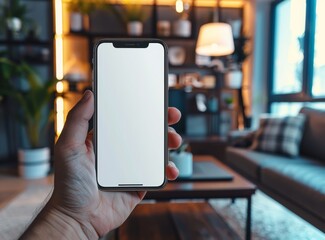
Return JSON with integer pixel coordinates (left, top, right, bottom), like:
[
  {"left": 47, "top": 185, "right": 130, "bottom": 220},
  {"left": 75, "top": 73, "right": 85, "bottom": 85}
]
[
  {"left": 0, "top": 39, "right": 51, "bottom": 47},
  {"left": 187, "top": 111, "right": 219, "bottom": 115},
  {"left": 156, "top": 36, "right": 196, "bottom": 41},
  {"left": 66, "top": 31, "right": 196, "bottom": 41},
  {"left": 169, "top": 63, "right": 215, "bottom": 75},
  {"left": 66, "top": 31, "right": 152, "bottom": 39},
  {"left": 66, "top": 31, "right": 245, "bottom": 43}
]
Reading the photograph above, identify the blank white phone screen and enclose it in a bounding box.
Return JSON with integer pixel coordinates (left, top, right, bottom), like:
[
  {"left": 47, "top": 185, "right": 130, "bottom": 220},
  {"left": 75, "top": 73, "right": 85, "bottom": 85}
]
[{"left": 96, "top": 42, "right": 166, "bottom": 188}]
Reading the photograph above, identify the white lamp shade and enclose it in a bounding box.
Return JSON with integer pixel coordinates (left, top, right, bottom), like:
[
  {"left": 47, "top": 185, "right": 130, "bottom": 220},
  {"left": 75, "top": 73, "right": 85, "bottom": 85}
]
[{"left": 196, "top": 23, "right": 235, "bottom": 57}]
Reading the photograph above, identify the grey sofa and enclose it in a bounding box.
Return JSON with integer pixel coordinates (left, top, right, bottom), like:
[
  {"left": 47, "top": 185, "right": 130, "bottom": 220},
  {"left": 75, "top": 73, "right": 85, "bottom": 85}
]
[{"left": 226, "top": 107, "right": 325, "bottom": 232}]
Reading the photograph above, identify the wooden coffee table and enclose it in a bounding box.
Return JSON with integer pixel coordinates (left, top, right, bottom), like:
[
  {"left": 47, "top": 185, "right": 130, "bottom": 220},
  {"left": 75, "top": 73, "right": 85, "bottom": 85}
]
[{"left": 144, "top": 155, "right": 256, "bottom": 240}]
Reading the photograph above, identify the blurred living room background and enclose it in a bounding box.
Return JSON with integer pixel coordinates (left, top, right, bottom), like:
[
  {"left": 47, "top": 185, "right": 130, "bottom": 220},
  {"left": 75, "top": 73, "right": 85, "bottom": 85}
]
[{"left": 0, "top": 0, "right": 324, "bottom": 239}]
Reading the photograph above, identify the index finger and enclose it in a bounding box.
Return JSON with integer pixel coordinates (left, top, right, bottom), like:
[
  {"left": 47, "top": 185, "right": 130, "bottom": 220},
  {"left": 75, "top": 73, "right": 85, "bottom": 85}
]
[{"left": 168, "top": 107, "right": 181, "bottom": 125}]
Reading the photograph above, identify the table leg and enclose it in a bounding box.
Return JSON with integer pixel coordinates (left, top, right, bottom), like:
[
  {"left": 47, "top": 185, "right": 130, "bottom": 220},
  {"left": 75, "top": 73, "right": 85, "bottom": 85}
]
[{"left": 245, "top": 196, "right": 252, "bottom": 240}]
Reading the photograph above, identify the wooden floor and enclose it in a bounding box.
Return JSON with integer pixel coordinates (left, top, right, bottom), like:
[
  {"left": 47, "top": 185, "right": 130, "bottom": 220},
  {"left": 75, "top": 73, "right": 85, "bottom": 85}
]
[
  {"left": 118, "top": 202, "right": 241, "bottom": 240},
  {"left": 0, "top": 169, "right": 53, "bottom": 210}
]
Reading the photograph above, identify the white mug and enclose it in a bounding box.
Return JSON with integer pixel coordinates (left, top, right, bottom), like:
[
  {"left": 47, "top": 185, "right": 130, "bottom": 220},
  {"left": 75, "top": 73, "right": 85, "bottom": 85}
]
[{"left": 170, "top": 152, "right": 193, "bottom": 177}]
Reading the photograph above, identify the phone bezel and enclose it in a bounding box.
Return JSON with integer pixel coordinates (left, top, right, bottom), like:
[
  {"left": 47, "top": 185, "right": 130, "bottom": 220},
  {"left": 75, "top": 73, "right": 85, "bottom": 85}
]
[{"left": 93, "top": 39, "right": 169, "bottom": 191}]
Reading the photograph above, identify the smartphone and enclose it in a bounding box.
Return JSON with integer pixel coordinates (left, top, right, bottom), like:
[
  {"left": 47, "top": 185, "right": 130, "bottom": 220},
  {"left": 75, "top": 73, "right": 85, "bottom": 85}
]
[{"left": 94, "top": 39, "right": 168, "bottom": 190}]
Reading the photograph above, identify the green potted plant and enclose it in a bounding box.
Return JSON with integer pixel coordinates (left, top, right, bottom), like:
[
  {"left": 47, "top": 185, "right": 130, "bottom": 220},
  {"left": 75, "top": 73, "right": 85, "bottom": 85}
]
[
  {"left": 0, "top": 58, "right": 56, "bottom": 179},
  {"left": 112, "top": 3, "right": 148, "bottom": 36},
  {"left": 224, "top": 97, "right": 234, "bottom": 109},
  {"left": 0, "top": 0, "right": 27, "bottom": 38},
  {"left": 68, "top": 0, "right": 100, "bottom": 31},
  {"left": 169, "top": 142, "right": 193, "bottom": 178}
]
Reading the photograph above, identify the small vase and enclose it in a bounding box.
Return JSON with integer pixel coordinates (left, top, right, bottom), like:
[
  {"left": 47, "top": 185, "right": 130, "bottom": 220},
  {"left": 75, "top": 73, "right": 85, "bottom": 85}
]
[
  {"left": 18, "top": 147, "right": 50, "bottom": 179},
  {"left": 225, "top": 70, "right": 243, "bottom": 89},
  {"left": 127, "top": 21, "right": 143, "bottom": 36},
  {"left": 173, "top": 19, "right": 191, "bottom": 37},
  {"left": 70, "top": 12, "right": 83, "bottom": 32}
]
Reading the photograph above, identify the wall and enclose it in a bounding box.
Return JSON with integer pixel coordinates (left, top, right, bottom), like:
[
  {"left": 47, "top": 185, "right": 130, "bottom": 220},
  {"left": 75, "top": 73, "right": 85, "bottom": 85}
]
[
  {"left": 0, "top": 0, "right": 52, "bottom": 164},
  {"left": 250, "top": 0, "right": 273, "bottom": 128}
]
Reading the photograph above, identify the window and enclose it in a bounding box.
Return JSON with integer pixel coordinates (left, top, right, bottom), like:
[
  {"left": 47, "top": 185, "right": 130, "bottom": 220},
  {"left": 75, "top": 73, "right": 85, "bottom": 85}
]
[
  {"left": 273, "top": 0, "right": 305, "bottom": 94},
  {"left": 312, "top": 0, "right": 325, "bottom": 97},
  {"left": 271, "top": 102, "right": 325, "bottom": 117},
  {"left": 270, "top": 0, "right": 325, "bottom": 114}
]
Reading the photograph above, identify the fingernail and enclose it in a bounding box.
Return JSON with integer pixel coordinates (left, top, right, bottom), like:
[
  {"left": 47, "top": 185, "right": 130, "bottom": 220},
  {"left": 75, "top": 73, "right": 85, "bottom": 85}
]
[{"left": 81, "top": 90, "right": 91, "bottom": 102}]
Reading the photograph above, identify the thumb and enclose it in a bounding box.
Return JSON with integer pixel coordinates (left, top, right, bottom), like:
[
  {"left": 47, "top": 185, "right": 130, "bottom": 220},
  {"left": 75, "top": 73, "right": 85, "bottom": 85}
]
[{"left": 58, "top": 90, "right": 94, "bottom": 147}]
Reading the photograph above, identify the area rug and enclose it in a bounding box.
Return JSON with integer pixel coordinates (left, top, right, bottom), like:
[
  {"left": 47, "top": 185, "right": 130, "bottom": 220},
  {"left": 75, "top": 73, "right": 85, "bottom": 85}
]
[
  {"left": 0, "top": 186, "right": 52, "bottom": 240},
  {"left": 209, "top": 190, "right": 325, "bottom": 240},
  {"left": 1, "top": 186, "right": 324, "bottom": 240}
]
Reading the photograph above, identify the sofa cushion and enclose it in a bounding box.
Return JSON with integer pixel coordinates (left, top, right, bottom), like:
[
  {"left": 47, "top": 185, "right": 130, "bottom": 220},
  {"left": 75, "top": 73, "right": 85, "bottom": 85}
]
[
  {"left": 299, "top": 107, "right": 325, "bottom": 162},
  {"left": 261, "top": 162, "right": 325, "bottom": 222},
  {"left": 250, "top": 115, "right": 306, "bottom": 157},
  {"left": 226, "top": 147, "right": 314, "bottom": 180}
]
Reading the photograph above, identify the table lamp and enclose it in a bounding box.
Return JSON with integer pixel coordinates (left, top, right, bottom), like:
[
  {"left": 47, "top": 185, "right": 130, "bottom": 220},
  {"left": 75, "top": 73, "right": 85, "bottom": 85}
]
[{"left": 196, "top": 22, "right": 234, "bottom": 57}]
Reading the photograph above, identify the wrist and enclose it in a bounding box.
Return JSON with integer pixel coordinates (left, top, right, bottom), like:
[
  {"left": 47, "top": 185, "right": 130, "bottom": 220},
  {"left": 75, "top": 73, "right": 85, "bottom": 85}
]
[{"left": 20, "top": 199, "right": 99, "bottom": 240}]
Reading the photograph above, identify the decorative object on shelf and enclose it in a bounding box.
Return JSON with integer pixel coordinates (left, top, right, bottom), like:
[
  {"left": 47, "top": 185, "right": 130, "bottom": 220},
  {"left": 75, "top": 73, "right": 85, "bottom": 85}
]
[
  {"left": 173, "top": 19, "right": 191, "bottom": 37},
  {"left": 168, "top": 46, "right": 186, "bottom": 66},
  {"left": 0, "top": 58, "right": 56, "bottom": 179},
  {"left": 69, "top": 12, "right": 83, "bottom": 32},
  {"left": 68, "top": 0, "right": 98, "bottom": 32},
  {"left": 201, "top": 75, "right": 216, "bottom": 89},
  {"left": 195, "top": 54, "right": 211, "bottom": 66},
  {"left": 41, "top": 48, "right": 51, "bottom": 62},
  {"left": 127, "top": 21, "right": 143, "bottom": 36},
  {"left": 196, "top": 94, "right": 207, "bottom": 112},
  {"left": 157, "top": 20, "right": 171, "bottom": 37},
  {"left": 180, "top": 72, "right": 201, "bottom": 89},
  {"left": 223, "top": 95, "right": 234, "bottom": 109},
  {"left": 207, "top": 96, "right": 218, "bottom": 112},
  {"left": 173, "top": 0, "right": 191, "bottom": 37},
  {"left": 0, "top": 0, "right": 27, "bottom": 39},
  {"left": 170, "top": 142, "right": 193, "bottom": 178},
  {"left": 168, "top": 73, "right": 177, "bottom": 87},
  {"left": 225, "top": 64, "right": 243, "bottom": 89}
]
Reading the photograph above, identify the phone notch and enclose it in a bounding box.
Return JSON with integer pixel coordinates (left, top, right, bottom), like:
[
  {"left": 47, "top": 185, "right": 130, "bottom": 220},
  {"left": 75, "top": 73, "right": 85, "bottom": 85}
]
[{"left": 113, "top": 41, "right": 149, "bottom": 48}]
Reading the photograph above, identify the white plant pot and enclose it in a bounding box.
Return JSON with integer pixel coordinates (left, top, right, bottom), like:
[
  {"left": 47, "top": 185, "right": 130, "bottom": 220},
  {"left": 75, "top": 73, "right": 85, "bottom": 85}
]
[
  {"left": 225, "top": 70, "right": 243, "bottom": 89},
  {"left": 18, "top": 147, "right": 50, "bottom": 179},
  {"left": 127, "top": 21, "right": 143, "bottom": 36},
  {"left": 173, "top": 19, "right": 191, "bottom": 37},
  {"left": 70, "top": 12, "right": 83, "bottom": 32},
  {"left": 6, "top": 17, "right": 22, "bottom": 32},
  {"left": 170, "top": 152, "right": 193, "bottom": 177}
]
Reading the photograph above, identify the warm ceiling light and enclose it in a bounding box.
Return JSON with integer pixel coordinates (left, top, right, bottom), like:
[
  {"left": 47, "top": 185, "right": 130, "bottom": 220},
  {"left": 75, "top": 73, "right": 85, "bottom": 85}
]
[
  {"left": 196, "top": 22, "right": 235, "bottom": 56},
  {"left": 175, "top": 0, "right": 184, "bottom": 13}
]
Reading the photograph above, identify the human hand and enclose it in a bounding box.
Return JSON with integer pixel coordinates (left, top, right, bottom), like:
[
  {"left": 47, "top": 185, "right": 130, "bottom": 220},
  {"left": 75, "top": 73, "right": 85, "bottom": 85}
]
[{"left": 21, "top": 90, "right": 182, "bottom": 239}]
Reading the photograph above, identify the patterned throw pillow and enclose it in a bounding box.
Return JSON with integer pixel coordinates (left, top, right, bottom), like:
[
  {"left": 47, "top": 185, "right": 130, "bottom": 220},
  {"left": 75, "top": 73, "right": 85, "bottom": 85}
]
[{"left": 250, "top": 114, "right": 306, "bottom": 157}]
